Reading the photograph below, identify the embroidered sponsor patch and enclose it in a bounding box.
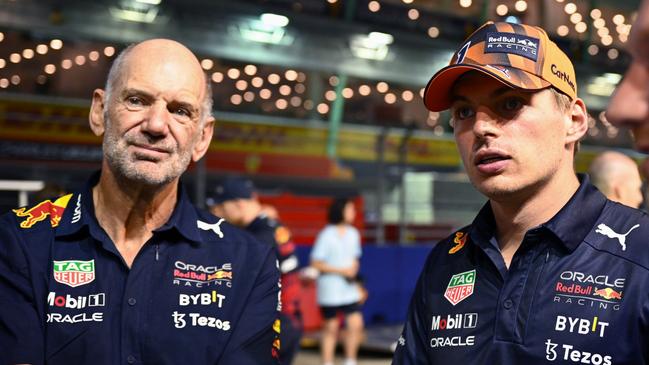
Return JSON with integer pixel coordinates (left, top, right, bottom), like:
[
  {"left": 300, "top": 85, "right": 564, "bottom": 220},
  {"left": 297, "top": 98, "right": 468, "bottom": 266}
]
[
  {"left": 13, "top": 194, "right": 72, "bottom": 228},
  {"left": 444, "top": 270, "right": 476, "bottom": 305},
  {"left": 53, "top": 259, "right": 96, "bottom": 288},
  {"left": 484, "top": 32, "right": 539, "bottom": 61},
  {"left": 449, "top": 231, "right": 468, "bottom": 254}
]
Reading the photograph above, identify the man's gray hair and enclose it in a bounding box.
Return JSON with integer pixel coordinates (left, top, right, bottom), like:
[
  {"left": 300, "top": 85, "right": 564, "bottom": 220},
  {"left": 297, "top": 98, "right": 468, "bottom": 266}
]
[{"left": 103, "top": 43, "right": 213, "bottom": 126}]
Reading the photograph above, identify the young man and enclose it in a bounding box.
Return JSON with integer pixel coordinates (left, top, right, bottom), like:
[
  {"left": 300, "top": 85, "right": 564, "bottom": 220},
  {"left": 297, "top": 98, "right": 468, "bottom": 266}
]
[
  {"left": 588, "top": 151, "right": 643, "bottom": 208},
  {"left": 606, "top": 0, "right": 649, "bottom": 152},
  {"left": 207, "top": 176, "right": 303, "bottom": 365},
  {"left": 0, "top": 39, "right": 280, "bottom": 365},
  {"left": 393, "top": 21, "right": 649, "bottom": 364}
]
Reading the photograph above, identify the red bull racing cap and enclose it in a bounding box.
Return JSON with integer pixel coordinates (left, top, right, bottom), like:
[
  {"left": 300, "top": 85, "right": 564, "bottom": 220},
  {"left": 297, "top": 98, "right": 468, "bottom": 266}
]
[{"left": 423, "top": 21, "right": 577, "bottom": 112}]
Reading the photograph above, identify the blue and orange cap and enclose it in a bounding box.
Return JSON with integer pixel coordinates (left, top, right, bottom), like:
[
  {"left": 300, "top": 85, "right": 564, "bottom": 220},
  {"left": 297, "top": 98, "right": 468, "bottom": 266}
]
[{"left": 424, "top": 21, "right": 577, "bottom": 112}]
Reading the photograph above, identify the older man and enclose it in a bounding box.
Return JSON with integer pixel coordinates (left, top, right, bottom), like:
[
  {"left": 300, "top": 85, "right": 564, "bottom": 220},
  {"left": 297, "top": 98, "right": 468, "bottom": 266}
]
[
  {"left": 588, "top": 151, "right": 643, "bottom": 208},
  {"left": 394, "top": 21, "right": 649, "bottom": 364},
  {"left": 0, "top": 39, "right": 280, "bottom": 365}
]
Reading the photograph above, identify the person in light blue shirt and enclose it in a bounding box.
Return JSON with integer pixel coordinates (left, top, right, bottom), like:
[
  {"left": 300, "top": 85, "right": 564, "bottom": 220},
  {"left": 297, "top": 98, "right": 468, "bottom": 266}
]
[{"left": 310, "top": 197, "right": 364, "bottom": 365}]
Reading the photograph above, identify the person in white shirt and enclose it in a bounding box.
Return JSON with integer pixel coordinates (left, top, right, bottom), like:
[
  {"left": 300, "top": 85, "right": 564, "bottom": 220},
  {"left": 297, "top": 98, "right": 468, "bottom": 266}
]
[{"left": 310, "top": 198, "right": 364, "bottom": 365}]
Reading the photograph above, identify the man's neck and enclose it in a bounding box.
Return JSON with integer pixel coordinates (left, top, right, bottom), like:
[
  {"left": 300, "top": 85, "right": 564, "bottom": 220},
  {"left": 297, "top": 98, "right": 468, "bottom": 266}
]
[
  {"left": 93, "top": 167, "right": 178, "bottom": 267},
  {"left": 490, "top": 170, "right": 580, "bottom": 268}
]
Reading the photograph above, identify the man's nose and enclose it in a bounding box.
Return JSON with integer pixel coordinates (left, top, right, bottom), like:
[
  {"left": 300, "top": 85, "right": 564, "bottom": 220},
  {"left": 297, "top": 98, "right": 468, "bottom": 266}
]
[
  {"left": 472, "top": 107, "right": 500, "bottom": 139},
  {"left": 607, "top": 62, "right": 649, "bottom": 128},
  {"left": 141, "top": 102, "right": 170, "bottom": 136}
]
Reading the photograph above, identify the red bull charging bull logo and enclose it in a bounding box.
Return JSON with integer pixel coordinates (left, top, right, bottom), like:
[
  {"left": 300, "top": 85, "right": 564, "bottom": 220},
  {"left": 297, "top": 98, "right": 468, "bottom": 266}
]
[
  {"left": 13, "top": 194, "right": 72, "bottom": 229},
  {"left": 593, "top": 287, "right": 623, "bottom": 300},
  {"left": 449, "top": 231, "right": 468, "bottom": 254}
]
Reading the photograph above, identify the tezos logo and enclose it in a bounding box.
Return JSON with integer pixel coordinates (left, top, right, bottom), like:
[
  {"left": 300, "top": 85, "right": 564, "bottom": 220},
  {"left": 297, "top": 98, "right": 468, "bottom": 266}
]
[
  {"left": 171, "top": 311, "right": 230, "bottom": 331},
  {"left": 545, "top": 339, "right": 612, "bottom": 365}
]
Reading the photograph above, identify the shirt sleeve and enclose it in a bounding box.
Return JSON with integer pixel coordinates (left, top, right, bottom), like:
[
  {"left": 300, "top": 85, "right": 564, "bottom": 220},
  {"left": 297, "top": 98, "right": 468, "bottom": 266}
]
[
  {"left": 218, "top": 245, "right": 281, "bottom": 365},
  {"left": 0, "top": 217, "right": 45, "bottom": 365},
  {"left": 392, "top": 257, "right": 430, "bottom": 365},
  {"left": 352, "top": 227, "right": 361, "bottom": 258},
  {"left": 310, "top": 228, "right": 329, "bottom": 261}
]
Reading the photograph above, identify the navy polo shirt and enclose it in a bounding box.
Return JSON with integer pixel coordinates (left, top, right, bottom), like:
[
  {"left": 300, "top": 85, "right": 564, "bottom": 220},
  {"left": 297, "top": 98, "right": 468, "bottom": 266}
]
[
  {"left": 0, "top": 173, "right": 280, "bottom": 365},
  {"left": 393, "top": 175, "right": 649, "bottom": 364}
]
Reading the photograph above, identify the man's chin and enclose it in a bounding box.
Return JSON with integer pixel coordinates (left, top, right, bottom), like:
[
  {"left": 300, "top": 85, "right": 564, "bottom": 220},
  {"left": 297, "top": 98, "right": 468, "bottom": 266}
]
[
  {"left": 472, "top": 176, "right": 519, "bottom": 199},
  {"left": 112, "top": 163, "right": 179, "bottom": 187}
]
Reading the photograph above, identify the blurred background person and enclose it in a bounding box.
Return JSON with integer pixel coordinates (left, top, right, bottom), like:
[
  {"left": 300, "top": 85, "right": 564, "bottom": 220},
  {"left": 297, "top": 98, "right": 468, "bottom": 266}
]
[
  {"left": 588, "top": 151, "right": 644, "bottom": 208},
  {"left": 207, "top": 176, "right": 303, "bottom": 365},
  {"left": 310, "top": 198, "right": 364, "bottom": 365}
]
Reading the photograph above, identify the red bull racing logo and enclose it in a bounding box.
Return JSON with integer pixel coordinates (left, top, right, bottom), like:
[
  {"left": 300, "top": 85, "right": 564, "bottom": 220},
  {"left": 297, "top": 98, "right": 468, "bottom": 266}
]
[
  {"left": 173, "top": 261, "right": 233, "bottom": 288},
  {"left": 554, "top": 270, "right": 625, "bottom": 311},
  {"left": 13, "top": 194, "right": 72, "bottom": 228}
]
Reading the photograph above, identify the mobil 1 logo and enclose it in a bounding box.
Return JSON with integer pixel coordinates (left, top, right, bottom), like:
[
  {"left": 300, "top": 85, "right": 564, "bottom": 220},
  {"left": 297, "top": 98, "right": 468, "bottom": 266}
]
[{"left": 431, "top": 313, "right": 478, "bottom": 331}]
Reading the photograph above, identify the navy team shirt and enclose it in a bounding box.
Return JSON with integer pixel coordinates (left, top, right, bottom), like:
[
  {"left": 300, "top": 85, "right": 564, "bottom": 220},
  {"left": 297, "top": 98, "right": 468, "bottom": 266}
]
[
  {"left": 393, "top": 175, "right": 649, "bottom": 364},
  {"left": 0, "top": 173, "right": 280, "bottom": 365}
]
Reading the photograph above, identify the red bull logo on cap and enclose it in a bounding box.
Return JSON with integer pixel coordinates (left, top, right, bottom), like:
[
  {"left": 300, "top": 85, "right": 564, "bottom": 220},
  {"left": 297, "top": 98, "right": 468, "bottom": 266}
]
[
  {"left": 593, "top": 287, "right": 623, "bottom": 301},
  {"left": 13, "top": 194, "right": 72, "bottom": 229}
]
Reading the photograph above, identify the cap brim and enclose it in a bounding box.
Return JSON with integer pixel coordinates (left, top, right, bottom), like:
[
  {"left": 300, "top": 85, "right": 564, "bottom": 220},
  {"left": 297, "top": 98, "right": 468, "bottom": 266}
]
[{"left": 423, "top": 64, "right": 551, "bottom": 112}]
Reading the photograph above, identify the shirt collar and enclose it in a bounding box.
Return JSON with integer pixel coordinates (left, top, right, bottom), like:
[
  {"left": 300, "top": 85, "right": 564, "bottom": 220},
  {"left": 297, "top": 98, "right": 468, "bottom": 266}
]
[
  {"left": 469, "top": 174, "right": 607, "bottom": 253},
  {"left": 55, "top": 171, "right": 101, "bottom": 239},
  {"left": 56, "top": 171, "right": 203, "bottom": 244},
  {"left": 542, "top": 174, "right": 607, "bottom": 252},
  {"left": 154, "top": 181, "right": 202, "bottom": 244}
]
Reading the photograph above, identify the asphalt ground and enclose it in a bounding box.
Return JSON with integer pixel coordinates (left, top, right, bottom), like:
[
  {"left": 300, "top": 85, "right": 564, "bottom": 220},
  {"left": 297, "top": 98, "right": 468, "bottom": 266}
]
[
  {"left": 292, "top": 325, "right": 400, "bottom": 365},
  {"left": 293, "top": 347, "right": 392, "bottom": 365}
]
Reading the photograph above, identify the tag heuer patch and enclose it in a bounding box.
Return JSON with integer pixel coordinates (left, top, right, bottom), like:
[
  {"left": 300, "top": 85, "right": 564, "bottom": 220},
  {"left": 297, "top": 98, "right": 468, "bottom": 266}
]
[
  {"left": 444, "top": 269, "right": 476, "bottom": 306},
  {"left": 53, "top": 260, "right": 96, "bottom": 288}
]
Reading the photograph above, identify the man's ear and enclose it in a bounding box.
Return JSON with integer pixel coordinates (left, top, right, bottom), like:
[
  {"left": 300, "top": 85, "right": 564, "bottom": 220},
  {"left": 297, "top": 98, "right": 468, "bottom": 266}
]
[
  {"left": 89, "top": 89, "right": 107, "bottom": 136},
  {"left": 192, "top": 116, "right": 215, "bottom": 162},
  {"left": 565, "top": 98, "right": 589, "bottom": 145}
]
